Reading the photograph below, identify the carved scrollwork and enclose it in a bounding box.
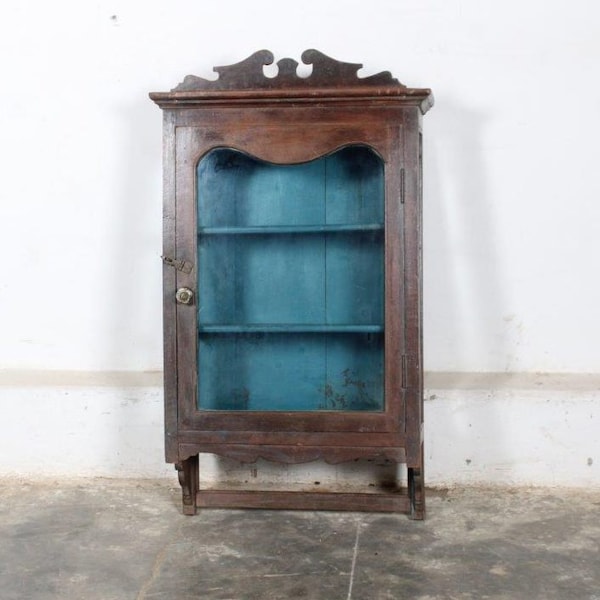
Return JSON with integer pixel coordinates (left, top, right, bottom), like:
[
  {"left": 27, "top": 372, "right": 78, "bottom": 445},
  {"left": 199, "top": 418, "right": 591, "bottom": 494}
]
[
  {"left": 175, "top": 457, "right": 199, "bottom": 515},
  {"left": 172, "top": 49, "right": 404, "bottom": 92}
]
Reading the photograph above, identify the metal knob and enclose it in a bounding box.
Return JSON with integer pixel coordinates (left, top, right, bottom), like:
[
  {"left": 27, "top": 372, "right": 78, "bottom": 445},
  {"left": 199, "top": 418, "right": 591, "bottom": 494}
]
[{"left": 175, "top": 287, "right": 194, "bottom": 305}]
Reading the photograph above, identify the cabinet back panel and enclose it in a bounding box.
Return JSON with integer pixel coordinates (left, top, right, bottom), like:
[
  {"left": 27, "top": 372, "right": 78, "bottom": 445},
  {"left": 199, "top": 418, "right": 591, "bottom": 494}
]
[
  {"left": 197, "top": 147, "right": 383, "bottom": 227},
  {"left": 198, "top": 235, "right": 326, "bottom": 325},
  {"left": 198, "top": 332, "right": 383, "bottom": 411},
  {"left": 198, "top": 150, "right": 325, "bottom": 227},
  {"left": 198, "top": 231, "right": 383, "bottom": 326}
]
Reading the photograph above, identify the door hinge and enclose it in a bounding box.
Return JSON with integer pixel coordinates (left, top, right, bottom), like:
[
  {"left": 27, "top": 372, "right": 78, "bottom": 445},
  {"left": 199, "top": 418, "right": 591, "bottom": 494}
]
[
  {"left": 402, "top": 354, "right": 419, "bottom": 389},
  {"left": 400, "top": 168, "right": 406, "bottom": 204},
  {"left": 162, "top": 256, "right": 193, "bottom": 274}
]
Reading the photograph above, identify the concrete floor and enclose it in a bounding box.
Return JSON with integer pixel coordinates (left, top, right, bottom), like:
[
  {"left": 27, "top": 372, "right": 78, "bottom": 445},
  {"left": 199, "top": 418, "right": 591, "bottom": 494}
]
[{"left": 1, "top": 479, "right": 599, "bottom": 600}]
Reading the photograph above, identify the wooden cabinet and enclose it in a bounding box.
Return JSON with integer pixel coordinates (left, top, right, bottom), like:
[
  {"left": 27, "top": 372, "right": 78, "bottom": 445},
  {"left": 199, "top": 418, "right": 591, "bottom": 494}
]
[{"left": 150, "top": 50, "right": 433, "bottom": 517}]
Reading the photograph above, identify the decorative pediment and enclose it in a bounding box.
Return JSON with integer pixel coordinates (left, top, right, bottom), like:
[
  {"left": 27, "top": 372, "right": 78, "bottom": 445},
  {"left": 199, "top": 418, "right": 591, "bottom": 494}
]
[
  {"left": 150, "top": 49, "right": 433, "bottom": 113},
  {"left": 172, "top": 49, "right": 404, "bottom": 92}
]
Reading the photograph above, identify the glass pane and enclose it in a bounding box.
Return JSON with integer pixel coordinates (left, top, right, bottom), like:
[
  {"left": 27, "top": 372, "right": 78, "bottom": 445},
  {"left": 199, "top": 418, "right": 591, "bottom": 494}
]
[{"left": 196, "top": 146, "right": 384, "bottom": 412}]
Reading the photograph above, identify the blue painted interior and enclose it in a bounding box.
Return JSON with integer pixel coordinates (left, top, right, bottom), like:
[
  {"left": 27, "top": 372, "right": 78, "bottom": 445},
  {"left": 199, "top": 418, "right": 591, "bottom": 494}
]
[{"left": 196, "top": 147, "right": 384, "bottom": 412}]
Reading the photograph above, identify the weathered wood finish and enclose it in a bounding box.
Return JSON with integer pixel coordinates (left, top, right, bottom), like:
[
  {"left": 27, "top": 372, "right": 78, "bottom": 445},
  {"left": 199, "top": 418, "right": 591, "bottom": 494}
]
[
  {"left": 196, "top": 489, "right": 411, "bottom": 513},
  {"left": 150, "top": 50, "right": 432, "bottom": 517}
]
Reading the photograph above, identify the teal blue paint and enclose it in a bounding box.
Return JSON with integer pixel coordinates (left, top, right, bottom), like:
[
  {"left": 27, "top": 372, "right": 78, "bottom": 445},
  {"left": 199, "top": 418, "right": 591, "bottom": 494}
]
[
  {"left": 197, "top": 147, "right": 384, "bottom": 412},
  {"left": 325, "top": 230, "right": 384, "bottom": 325},
  {"left": 199, "top": 234, "right": 326, "bottom": 325},
  {"left": 199, "top": 333, "right": 383, "bottom": 411}
]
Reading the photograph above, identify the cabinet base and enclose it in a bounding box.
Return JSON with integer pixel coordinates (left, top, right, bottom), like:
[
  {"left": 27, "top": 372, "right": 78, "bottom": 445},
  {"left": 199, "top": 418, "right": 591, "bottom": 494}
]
[{"left": 175, "top": 453, "right": 424, "bottom": 517}]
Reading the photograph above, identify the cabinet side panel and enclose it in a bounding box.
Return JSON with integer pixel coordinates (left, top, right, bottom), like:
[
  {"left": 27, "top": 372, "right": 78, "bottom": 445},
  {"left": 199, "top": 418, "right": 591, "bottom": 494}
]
[
  {"left": 402, "top": 107, "right": 424, "bottom": 465},
  {"left": 162, "top": 112, "right": 178, "bottom": 463}
]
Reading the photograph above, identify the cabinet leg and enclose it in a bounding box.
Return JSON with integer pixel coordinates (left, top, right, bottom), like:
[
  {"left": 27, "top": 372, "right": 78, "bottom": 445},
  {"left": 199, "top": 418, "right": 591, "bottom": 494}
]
[
  {"left": 176, "top": 455, "right": 199, "bottom": 515},
  {"left": 408, "top": 465, "right": 425, "bottom": 520}
]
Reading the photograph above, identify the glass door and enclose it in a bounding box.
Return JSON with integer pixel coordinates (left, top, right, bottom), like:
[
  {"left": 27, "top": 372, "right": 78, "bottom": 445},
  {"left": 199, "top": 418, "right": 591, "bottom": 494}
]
[{"left": 196, "top": 146, "right": 384, "bottom": 412}]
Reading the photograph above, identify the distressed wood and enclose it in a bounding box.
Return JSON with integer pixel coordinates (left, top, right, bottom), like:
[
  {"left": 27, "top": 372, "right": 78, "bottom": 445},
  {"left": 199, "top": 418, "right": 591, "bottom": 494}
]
[
  {"left": 175, "top": 455, "right": 199, "bottom": 515},
  {"left": 171, "top": 49, "right": 400, "bottom": 92},
  {"left": 178, "top": 444, "right": 405, "bottom": 465},
  {"left": 197, "top": 489, "right": 411, "bottom": 513},
  {"left": 149, "top": 50, "right": 433, "bottom": 114},
  {"left": 177, "top": 431, "right": 406, "bottom": 447},
  {"left": 150, "top": 51, "right": 432, "bottom": 516},
  {"left": 161, "top": 112, "right": 178, "bottom": 463},
  {"left": 408, "top": 461, "right": 425, "bottom": 520}
]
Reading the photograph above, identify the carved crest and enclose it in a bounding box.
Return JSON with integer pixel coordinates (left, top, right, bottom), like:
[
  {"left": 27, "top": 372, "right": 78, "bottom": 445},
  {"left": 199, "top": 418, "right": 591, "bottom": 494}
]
[
  {"left": 172, "top": 49, "right": 405, "bottom": 92},
  {"left": 150, "top": 49, "right": 433, "bottom": 113}
]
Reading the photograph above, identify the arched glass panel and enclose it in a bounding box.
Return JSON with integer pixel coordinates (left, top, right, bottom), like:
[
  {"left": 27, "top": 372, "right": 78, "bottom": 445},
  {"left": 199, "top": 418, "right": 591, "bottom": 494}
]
[{"left": 196, "top": 146, "right": 384, "bottom": 411}]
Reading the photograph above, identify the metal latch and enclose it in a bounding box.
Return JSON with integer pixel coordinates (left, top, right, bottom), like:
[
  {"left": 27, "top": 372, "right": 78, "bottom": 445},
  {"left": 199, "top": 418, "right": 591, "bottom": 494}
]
[{"left": 162, "top": 256, "right": 193, "bottom": 274}]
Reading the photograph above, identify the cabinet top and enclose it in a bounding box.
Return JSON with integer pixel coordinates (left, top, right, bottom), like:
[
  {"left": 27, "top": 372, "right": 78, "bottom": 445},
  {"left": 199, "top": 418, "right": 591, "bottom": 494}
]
[{"left": 149, "top": 49, "right": 433, "bottom": 114}]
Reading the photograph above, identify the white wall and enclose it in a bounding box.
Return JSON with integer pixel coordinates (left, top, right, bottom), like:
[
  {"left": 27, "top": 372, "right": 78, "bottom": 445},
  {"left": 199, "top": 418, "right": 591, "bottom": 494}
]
[
  {"left": 1, "top": 372, "right": 598, "bottom": 488},
  {"left": 0, "top": 1, "right": 599, "bottom": 485}
]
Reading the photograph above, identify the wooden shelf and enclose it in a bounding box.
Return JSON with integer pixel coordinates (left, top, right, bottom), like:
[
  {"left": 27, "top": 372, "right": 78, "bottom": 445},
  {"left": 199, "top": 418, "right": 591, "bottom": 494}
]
[
  {"left": 198, "top": 223, "right": 383, "bottom": 235},
  {"left": 198, "top": 324, "right": 383, "bottom": 334}
]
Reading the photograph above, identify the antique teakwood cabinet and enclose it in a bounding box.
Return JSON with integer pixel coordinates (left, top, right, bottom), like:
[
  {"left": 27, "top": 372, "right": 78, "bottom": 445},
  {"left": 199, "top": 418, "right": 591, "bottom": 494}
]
[{"left": 150, "top": 50, "right": 433, "bottom": 518}]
